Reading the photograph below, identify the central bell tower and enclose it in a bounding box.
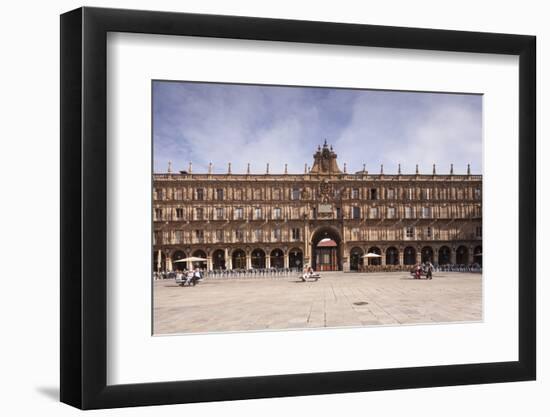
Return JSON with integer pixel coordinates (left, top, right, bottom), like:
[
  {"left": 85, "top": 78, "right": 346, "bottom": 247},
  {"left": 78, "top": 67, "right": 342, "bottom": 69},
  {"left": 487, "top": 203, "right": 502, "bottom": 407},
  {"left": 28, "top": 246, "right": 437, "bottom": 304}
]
[{"left": 310, "top": 140, "right": 342, "bottom": 175}]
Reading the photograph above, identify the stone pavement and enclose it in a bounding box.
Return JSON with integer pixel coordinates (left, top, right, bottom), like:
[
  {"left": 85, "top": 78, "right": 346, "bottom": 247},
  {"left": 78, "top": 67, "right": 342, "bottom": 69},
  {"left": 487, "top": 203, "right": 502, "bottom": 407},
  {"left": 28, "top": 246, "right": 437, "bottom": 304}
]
[{"left": 153, "top": 271, "right": 482, "bottom": 335}]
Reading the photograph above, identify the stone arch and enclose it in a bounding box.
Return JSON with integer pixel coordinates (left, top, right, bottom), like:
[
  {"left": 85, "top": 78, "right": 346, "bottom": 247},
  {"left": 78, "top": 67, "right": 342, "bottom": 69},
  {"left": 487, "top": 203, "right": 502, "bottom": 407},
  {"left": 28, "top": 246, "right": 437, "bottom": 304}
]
[
  {"left": 310, "top": 226, "right": 343, "bottom": 271},
  {"left": 270, "top": 248, "right": 284, "bottom": 268},
  {"left": 232, "top": 249, "right": 246, "bottom": 269},
  {"left": 172, "top": 250, "right": 187, "bottom": 271},
  {"left": 212, "top": 249, "right": 226, "bottom": 270},
  {"left": 421, "top": 246, "right": 434, "bottom": 263},
  {"left": 403, "top": 246, "right": 416, "bottom": 265},
  {"left": 456, "top": 245, "right": 469, "bottom": 265},
  {"left": 288, "top": 247, "right": 304, "bottom": 269},
  {"left": 386, "top": 246, "right": 399, "bottom": 265},
  {"left": 438, "top": 246, "right": 451, "bottom": 265},
  {"left": 251, "top": 248, "right": 266, "bottom": 269},
  {"left": 349, "top": 246, "right": 364, "bottom": 271},
  {"left": 367, "top": 246, "right": 382, "bottom": 266},
  {"left": 474, "top": 245, "right": 482, "bottom": 267}
]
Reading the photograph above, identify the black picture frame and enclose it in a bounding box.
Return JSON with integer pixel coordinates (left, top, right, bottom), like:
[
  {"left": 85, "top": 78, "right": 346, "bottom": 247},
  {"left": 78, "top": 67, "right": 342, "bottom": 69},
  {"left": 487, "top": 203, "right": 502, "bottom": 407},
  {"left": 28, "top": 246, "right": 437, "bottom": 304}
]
[{"left": 60, "top": 6, "right": 536, "bottom": 410}]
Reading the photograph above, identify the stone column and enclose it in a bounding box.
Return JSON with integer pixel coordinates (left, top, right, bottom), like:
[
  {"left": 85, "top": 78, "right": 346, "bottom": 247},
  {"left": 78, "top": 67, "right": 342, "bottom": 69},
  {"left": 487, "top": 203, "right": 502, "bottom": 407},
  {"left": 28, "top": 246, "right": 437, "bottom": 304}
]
[
  {"left": 166, "top": 255, "right": 172, "bottom": 272},
  {"left": 380, "top": 248, "right": 386, "bottom": 266},
  {"left": 284, "top": 253, "right": 289, "bottom": 268},
  {"left": 206, "top": 257, "right": 213, "bottom": 271},
  {"left": 246, "top": 254, "right": 252, "bottom": 270},
  {"left": 416, "top": 248, "right": 422, "bottom": 264},
  {"left": 398, "top": 249, "right": 404, "bottom": 265},
  {"left": 266, "top": 254, "right": 271, "bottom": 268},
  {"left": 451, "top": 247, "right": 457, "bottom": 264},
  {"left": 226, "top": 248, "right": 232, "bottom": 270}
]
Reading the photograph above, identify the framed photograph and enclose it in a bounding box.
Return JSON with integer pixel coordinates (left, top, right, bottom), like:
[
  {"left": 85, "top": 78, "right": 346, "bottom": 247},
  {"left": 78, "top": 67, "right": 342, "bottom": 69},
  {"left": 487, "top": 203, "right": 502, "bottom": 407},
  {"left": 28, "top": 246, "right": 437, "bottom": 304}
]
[{"left": 60, "top": 6, "right": 536, "bottom": 409}]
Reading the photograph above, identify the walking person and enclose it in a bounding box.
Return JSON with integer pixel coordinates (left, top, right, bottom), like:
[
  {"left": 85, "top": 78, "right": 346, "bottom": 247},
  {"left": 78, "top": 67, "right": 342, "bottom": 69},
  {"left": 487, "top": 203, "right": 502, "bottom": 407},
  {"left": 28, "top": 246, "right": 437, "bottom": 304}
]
[{"left": 425, "top": 261, "right": 434, "bottom": 280}]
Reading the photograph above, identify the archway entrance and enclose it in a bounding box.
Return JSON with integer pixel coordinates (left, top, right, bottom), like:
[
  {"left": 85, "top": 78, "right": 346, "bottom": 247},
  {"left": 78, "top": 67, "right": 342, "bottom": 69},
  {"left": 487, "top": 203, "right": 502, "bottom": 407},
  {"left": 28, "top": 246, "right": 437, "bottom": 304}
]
[
  {"left": 386, "top": 247, "right": 399, "bottom": 265},
  {"left": 367, "top": 246, "right": 382, "bottom": 266},
  {"left": 192, "top": 250, "right": 207, "bottom": 269},
  {"left": 456, "top": 245, "right": 469, "bottom": 265},
  {"left": 288, "top": 248, "right": 303, "bottom": 269},
  {"left": 349, "top": 247, "right": 364, "bottom": 271},
  {"left": 311, "top": 227, "right": 342, "bottom": 271},
  {"left": 232, "top": 249, "right": 246, "bottom": 269},
  {"left": 403, "top": 246, "right": 416, "bottom": 265},
  {"left": 438, "top": 246, "right": 451, "bottom": 265},
  {"left": 212, "top": 249, "right": 226, "bottom": 270},
  {"left": 421, "top": 246, "right": 434, "bottom": 263},
  {"left": 251, "top": 249, "right": 266, "bottom": 269},
  {"left": 474, "top": 245, "right": 482, "bottom": 267},
  {"left": 172, "top": 250, "right": 187, "bottom": 271},
  {"left": 270, "top": 249, "right": 284, "bottom": 268}
]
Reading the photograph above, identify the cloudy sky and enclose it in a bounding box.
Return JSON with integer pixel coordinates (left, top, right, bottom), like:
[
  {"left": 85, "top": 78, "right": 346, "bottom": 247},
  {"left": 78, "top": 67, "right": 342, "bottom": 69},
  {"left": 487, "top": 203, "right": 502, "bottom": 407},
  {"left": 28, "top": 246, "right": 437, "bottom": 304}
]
[{"left": 153, "top": 81, "right": 482, "bottom": 175}]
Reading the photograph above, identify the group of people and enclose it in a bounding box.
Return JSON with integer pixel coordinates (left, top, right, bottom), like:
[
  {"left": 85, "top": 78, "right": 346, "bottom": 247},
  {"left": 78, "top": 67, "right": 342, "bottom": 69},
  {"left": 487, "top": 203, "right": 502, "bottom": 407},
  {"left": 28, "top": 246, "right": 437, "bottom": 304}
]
[
  {"left": 412, "top": 261, "right": 434, "bottom": 280},
  {"left": 175, "top": 268, "right": 204, "bottom": 286},
  {"left": 300, "top": 266, "right": 321, "bottom": 281}
]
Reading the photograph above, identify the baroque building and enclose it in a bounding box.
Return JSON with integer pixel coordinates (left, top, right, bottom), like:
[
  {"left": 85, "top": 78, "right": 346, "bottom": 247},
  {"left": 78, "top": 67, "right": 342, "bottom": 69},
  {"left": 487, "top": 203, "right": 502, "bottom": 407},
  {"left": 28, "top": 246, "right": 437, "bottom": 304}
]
[{"left": 153, "top": 142, "right": 482, "bottom": 272}]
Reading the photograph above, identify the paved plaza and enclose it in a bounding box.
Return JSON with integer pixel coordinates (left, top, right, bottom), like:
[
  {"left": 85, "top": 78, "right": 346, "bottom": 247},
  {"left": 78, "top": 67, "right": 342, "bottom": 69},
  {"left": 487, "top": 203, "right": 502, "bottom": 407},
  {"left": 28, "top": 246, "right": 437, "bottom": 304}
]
[{"left": 153, "top": 271, "right": 482, "bottom": 335}]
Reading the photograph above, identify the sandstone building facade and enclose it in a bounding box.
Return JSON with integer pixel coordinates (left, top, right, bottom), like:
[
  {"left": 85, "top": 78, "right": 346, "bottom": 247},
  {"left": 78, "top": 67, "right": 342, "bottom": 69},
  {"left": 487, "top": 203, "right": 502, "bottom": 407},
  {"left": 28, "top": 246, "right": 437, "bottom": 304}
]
[{"left": 153, "top": 142, "right": 482, "bottom": 272}]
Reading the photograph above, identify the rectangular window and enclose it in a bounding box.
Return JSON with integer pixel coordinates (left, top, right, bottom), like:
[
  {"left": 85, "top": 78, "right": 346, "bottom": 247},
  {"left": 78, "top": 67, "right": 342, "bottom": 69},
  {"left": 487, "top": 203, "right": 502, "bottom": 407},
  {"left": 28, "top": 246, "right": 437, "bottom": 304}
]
[
  {"left": 405, "top": 226, "right": 414, "bottom": 239},
  {"left": 253, "top": 189, "right": 262, "bottom": 200},
  {"left": 351, "top": 188, "right": 359, "bottom": 199},
  {"left": 174, "top": 230, "right": 183, "bottom": 244},
  {"left": 476, "top": 226, "right": 482, "bottom": 237},
  {"left": 195, "top": 208, "right": 204, "bottom": 220},
  {"left": 273, "top": 207, "right": 282, "bottom": 219},
  {"left": 216, "top": 188, "right": 224, "bottom": 200},
  {"left": 234, "top": 207, "right": 244, "bottom": 220},
  {"left": 292, "top": 188, "right": 301, "bottom": 200},
  {"left": 426, "top": 227, "right": 432, "bottom": 238},
  {"left": 404, "top": 206, "right": 414, "bottom": 219},
  {"left": 215, "top": 229, "right": 224, "bottom": 242},
  {"left": 175, "top": 208, "right": 184, "bottom": 219},
  {"left": 273, "top": 228, "right": 281, "bottom": 241},
  {"left": 255, "top": 229, "right": 263, "bottom": 242},
  {"left": 215, "top": 207, "right": 224, "bottom": 220},
  {"left": 153, "top": 231, "right": 161, "bottom": 244},
  {"left": 422, "top": 207, "right": 432, "bottom": 218},
  {"left": 235, "top": 229, "right": 244, "bottom": 242},
  {"left": 352, "top": 206, "right": 361, "bottom": 219},
  {"left": 370, "top": 188, "right": 378, "bottom": 200},
  {"left": 254, "top": 207, "right": 262, "bottom": 220},
  {"left": 336, "top": 207, "right": 341, "bottom": 219},
  {"left": 387, "top": 207, "right": 396, "bottom": 219},
  {"left": 174, "top": 189, "right": 183, "bottom": 200},
  {"left": 351, "top": 227, "right": 359, "bottom": 240},
  {"left": 195, "top": 229, "right": 204, "bottom": 242},
  {"left": 369, "top": 207, "right": 378, "bottom": 218},
  {"left": 154, "top": 208, "right": 162, "bottom": 221},
  {"left": 273, "top": 189, "right": 281, "bottom": 200},
  {"left": 292, "top": 228, "right": 300, "bottom": 241},
  {"left": 387, "top": 188, "right": 395, "bottom": 199},
  {"left": 474, "top": 188, "right": 481, "bottom": 199},
  {"left": 423, "top": 188, "right": 431, "bottom": 200},
  {"left": 196, "top": 188, "right": 204, "bottom": 200}
]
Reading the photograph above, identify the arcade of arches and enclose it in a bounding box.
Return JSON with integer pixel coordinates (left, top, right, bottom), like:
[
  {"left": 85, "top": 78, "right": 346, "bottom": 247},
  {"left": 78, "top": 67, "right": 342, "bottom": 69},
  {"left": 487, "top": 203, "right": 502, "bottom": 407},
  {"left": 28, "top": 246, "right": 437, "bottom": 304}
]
[{"left": 158, "top": 243, "right": 482, "bottom": 272}]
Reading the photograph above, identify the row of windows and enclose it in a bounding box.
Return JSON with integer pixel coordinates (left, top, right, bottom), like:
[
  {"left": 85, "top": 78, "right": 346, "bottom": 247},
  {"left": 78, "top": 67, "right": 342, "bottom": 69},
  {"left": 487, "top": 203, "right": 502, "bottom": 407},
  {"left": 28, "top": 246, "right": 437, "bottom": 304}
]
[
  {"left": 154, "top": 227, "right": 301, "bottom": 245},
  {"left": 153, "top": 186, "right": 482, "bottom": 202},
  {"left": 154, "top": 225, "right": 482, "bottom": 245},
  {"left": 154, "top": 204, "right": 481, "bottom": 221},
  {"left": 347, "top": 225, "right": 482, "bottom": 242}
]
